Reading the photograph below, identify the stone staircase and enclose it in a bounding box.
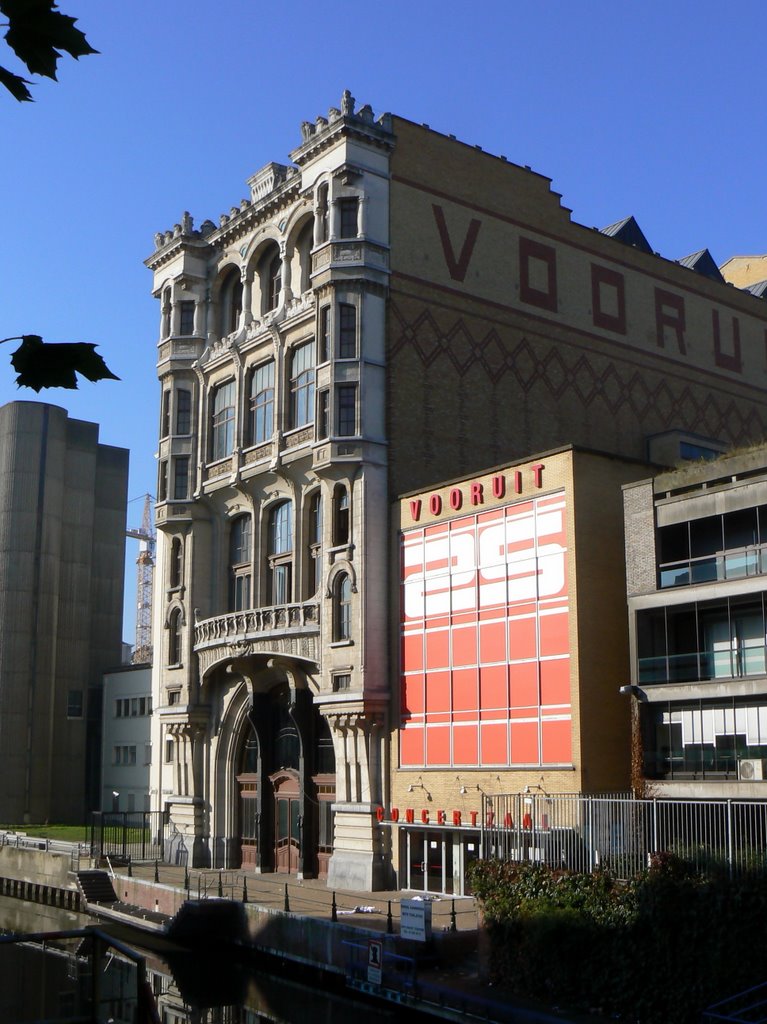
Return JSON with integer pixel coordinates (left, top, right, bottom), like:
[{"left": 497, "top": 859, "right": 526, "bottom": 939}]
[{"left": 76, "top": 869, "right": 117, "bottom": 905}]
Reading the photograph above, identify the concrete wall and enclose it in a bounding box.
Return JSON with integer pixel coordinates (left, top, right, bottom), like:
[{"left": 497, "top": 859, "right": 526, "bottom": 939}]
[{"left": 0, "top": 846, "right": 75, "bottom": 888}]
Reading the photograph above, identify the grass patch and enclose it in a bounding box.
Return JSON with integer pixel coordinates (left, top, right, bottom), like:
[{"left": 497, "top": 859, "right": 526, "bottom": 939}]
[{"left": 0, "top": 824, "right": 88, "bottom": 842}]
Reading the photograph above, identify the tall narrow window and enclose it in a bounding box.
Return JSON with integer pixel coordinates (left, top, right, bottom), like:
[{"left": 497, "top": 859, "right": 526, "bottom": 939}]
[
  {"left": 219, "top": 269, "right": 243, "bottom": 336},
  {"left": 339, "top": 198, "right": 359, "bottom": 238},
  {"left": 333, "top": 485, "right": 349, "bottom": 546},
  {"left": 337, "top": 384, "right": 356, "bottom": 437},
  {"left": 289, "top": 341, "right": 316, "bottom": 429},
  {"left": 334, "top": 572, "right": 352, "bottom": 641},
  {"left": 268, "top": 502, "right": 292, "bottom": 605},
  {"left": 259, "top": 244, "right": 281, "bottom": 314},
  {"left": 170, "top": 537, "right": 183, "bottom": 589},
  {"left": 338, "top": 304, "right": 357, "bottom": 358},
  {"left": 308, "top": 492, "right": 323, "bottom": 595},
  {"left": 168, "top": 608, "right": 182, "bottom": 665},
  {"left": 161, "top": 288, "right": 171, "bottom": 338},
  {"left": 161, "top": 390, "right": 171, "bottom": 438},
  {"left": 211, "top": 381, "right": 236, "bottom": 460},
  {"left": 296, "top": 220, "right": 313, "bottom": 295},
  {"left": 179, "top": 301, "right": 195, "bottom": 336},
  {"left": 173, "top": 457, "right": 190, "bottom": 500},
  {"left": 317, "top": 184, "right": 329, "bottom": 244},
  {"left": 229, "top": 515, "right": 252, "bottom": 611},
  {"left": 318, "top": 306, "right": 331, "bottom": 363},
  {"left": 175, "top": 389, "right": 192, "bottom": 434},
  {"left": 317, "top": 389, "right": 329, "bottom": 440},
  {"left": 249, "top": 361, "right": 275, "bottom": 445},
  {"left": 158, "top": 461, "right": 168, "bottom": 502}
]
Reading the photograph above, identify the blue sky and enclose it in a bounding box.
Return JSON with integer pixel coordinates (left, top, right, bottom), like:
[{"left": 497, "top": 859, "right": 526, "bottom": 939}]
[{"left": 1, "top": 0, "right": 765, "bottom": 643}]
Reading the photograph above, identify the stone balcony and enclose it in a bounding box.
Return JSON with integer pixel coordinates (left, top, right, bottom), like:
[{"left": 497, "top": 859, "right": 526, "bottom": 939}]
[{"left": 193, "top": 602, "right": 320, "bottom": 677}]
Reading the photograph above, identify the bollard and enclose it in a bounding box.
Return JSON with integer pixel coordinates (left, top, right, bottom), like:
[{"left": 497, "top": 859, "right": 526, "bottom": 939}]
[
  {"left": 218, "top": 872, "right": 223, "bottom": 898},
  {"left": 387, "top": 899, "right": 393, "bottom": 934},
  {"left": 154, "top": 860, "right": 159, "bottom": 883},
  {"left": 127, "top": 856, "right": 132, "bottom": 878},
  {"left": 450, "top": 899, "right": 457, "bottom": 932},
  {"left": 242, "top": 878, "right": 248, "bottom": 903},
  {"left": 284, "top": 883, "right": 290, "bottom": 912},
  {"left": 331, "top": 891, "right": 337, "bottom": 922},
  {"left": 184, "top": 863, "right": 189, "bottom": 890}
]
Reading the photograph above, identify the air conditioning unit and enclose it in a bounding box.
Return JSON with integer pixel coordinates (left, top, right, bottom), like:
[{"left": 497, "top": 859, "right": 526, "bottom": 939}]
[{"left": 738, "top": 759, "right": 767, "bottom": 781}]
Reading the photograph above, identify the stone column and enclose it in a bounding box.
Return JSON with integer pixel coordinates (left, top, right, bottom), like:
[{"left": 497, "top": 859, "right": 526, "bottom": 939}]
[{"left": 279, "top": 241, "right": 293, "bottom": 305}]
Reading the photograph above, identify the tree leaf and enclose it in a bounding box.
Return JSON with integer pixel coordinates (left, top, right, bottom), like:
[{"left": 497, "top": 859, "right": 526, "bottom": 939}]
[
  {"left": 10, "top": 335, "right": 119, "bottom": 391},
  {"left": 1, "top": 1, "right": 97, "bottom": 81},
  {"left": 0, "top": 62, "right": 32, "bottom": 100}
]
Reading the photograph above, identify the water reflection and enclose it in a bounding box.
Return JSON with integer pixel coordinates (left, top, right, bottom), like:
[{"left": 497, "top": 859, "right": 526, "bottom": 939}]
[{"left": 0, "top": 895, "right": 396, "bottom": 1024}]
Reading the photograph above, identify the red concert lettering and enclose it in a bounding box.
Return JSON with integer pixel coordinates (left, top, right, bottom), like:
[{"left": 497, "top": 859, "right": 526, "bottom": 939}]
[
  {"left": 410, "top": 499, "right": 422, "bottom": 522},
  {"left": 376, "top": 806, "right": 385, "bottom": 822},
  {"left": 513, "top": 470, "right": 522, "bottom": 494},
  {"left": 469, "top": 811, "right": 478, "bottom": 827},
  {"left": 470, "top": 482, "right": 483, "bottom": 506},
  {"left": 432, "top": 204, "right": 482, "bottom": 283},
  {"left": 437, "top": 810, "right": 446, "bottom": 825},
  {"left": 531, "top": 463, "right": 543, "bottom": 488},
  {"left": 492, "top": 475, "right": 505, "bottom": 499},
  {"left": 486, "top": 810, "right": 495, "bottom": 826},
  {"left": 449, "top": 488, "right": 462, "bottom": 511},
  {"left": 712, "top": 310, "right": 742, "bottom": 373},
  {"left": 421, "top": 809, "right": 430, "bottom": 824},
  {"left": 452, "top": 810, "right": 462, "bottom": 826},
  {"left": 523, "top": 812, "right": 533, "bottom": 829},
  {"left": 429, "top": 494, "right": 442, "bottom": 516},
  {"left": 504, "top": 812, "right": 513, "bottom": 827},
  {"left": 406, "top": 808, "right": 415, "bottom": 824},
  {"left": 655, "top": 289, "right": 687, "bottom": 354},
  {"left": 391, "top": 807, "right": 399, "bottom": 822}
]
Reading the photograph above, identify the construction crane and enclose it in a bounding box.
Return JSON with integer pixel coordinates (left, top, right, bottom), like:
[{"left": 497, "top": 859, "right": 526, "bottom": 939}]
[{"left": 126, "top": 494, "right": 156, "bottom": 664}]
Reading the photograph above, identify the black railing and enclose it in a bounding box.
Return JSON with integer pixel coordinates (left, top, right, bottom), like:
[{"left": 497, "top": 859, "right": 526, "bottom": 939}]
[{"left": 89, "top": 810, "right": 166, "bottom": 864}]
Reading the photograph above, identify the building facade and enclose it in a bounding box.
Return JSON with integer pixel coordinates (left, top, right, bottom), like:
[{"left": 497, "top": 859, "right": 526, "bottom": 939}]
[
  {"left": 146, "top": 92, "right": 767, "bottom": 888},
  {"left": 625, "top": 448, "right": 767, "bottom": 799},
  {"left": 0, "top": 402, "right": 128, "bottom": 823},
  {"left": 101, "top": 664, "right": 152, "bottom": 813}
]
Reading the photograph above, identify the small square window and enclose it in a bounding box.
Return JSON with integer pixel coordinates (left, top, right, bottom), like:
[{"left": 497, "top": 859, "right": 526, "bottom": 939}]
[
  {"left": 168, "top": 690, "right": 181, "bottom": 705},
  {"left": 333, "top": 673, "right": 351, "bottom": 692}
]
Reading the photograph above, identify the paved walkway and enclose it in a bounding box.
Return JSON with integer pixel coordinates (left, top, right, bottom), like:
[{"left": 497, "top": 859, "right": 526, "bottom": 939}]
[{"left": 123, "top": 861, "right": 481, "bottom": 934}]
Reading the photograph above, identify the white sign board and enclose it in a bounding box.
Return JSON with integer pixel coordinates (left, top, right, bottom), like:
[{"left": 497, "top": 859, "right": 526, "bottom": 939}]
[
  {"left": 367, "top": 940, "right": 382, "bottom": 985},
  {"left": 400, "top": 899, "right": 432, "bottom": 942}
]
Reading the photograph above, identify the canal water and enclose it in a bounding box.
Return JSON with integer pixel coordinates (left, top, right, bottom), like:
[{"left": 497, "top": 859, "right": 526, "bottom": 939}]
[{"left": 0, "top": 894, "right": 402, "bottom": 1024}]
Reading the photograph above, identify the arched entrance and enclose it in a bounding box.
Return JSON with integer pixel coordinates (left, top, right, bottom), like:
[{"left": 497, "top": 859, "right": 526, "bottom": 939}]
[{"left": 233, "top": 683, "right": 335, "bottom": 877}]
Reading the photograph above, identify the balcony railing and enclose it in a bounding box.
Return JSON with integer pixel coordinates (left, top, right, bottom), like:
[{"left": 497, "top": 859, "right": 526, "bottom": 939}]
[
  {"left": 659, "top": 545, "right": 767, "bottom": 589},
  {"left": 638, "top": 646, "right": 767, "bottom": 686},
  {"left": 194, "top": 602, "right": 319, "bottom": 647}
]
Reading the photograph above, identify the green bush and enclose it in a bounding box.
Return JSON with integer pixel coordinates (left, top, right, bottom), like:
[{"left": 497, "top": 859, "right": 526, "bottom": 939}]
[{"left": 468, "top": 856, "right": 767, "bottom": 1023}]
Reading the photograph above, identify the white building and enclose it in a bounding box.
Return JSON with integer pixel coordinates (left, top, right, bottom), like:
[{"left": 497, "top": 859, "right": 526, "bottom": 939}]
[{"left": 101, "top": 664, "right": 152, "bottom": 813}]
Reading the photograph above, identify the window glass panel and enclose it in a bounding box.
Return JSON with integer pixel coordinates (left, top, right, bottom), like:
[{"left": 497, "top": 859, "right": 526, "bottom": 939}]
[
  {"left": 290, "top": 342, "right": 316, "bottom": 428},
  {"left": 339, "top": 198, "right": 358, "bottom": 238},
  {"left": 338, "top": 304, "right": 357, "bottom": 358},
  {"left": 249, "top": 361, "right": 275, "bottom": 444},
  {"left": 179, "top": 301, "right": 195, "bottom": 336},
  {"left": 173, "top": 457, "right": 189, "bottom": 500},
  {"left": 211, "top": 381, "right": 236, "bottom": 459},
  {"left": 689, "top": 516, "right": 723, "bottom": 558},
  {"left": 337, "top": 384, "right": 356, "bottom": 436},
  {"left": 176, "top": 390, "right": 192, "bottom": 434},
  {"left": 270, "top": 503, "right": 292, "bottom": 555}
]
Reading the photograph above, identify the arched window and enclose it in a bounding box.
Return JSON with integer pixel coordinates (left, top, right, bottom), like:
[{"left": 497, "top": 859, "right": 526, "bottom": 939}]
[
  {"left": 248, "top": 361, "right": 275, "bottom": 445},
  {"left": 334, "top": 572, "right": 352, "bottom": 641},
  {"left": 268, "top": 502, "right": 292, "bottom": 605},
  {"left": 229, "top": 515, "right": 252, "bottom": 611},
  {"left": 259, "top": 243, "right": 281, "bottom": 314},
  {"left": 211, "top": 380, "right": 235, "bottom": 460},
  {"left": 333, "top": 484, "right": 349, "bottom": 546},
  {"left": 219, "top": 268, "right": 243, "bottom": 337},
  {"left": 307, "top": 491, "right": 322, "bottom": 596},
  {"left": 168, "top": 608, "right": 182, "bottom": 665},
  {"left": 289, "top": 341, "right": 315, "bottom": 429},
  {"left": 170, "top": 537, "right": 183, "bottom": 589}
]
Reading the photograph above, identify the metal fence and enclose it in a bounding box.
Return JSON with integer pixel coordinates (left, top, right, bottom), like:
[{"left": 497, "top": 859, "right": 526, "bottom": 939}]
[
  {"left": 481, "top": 792, "right": 767, "bottom": 878},
  {"left": 89, "top": 810, "right": 167, "bottom": 864},
  {"left": 0, "top": 831, "right": 86, "bottom": 871}
]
